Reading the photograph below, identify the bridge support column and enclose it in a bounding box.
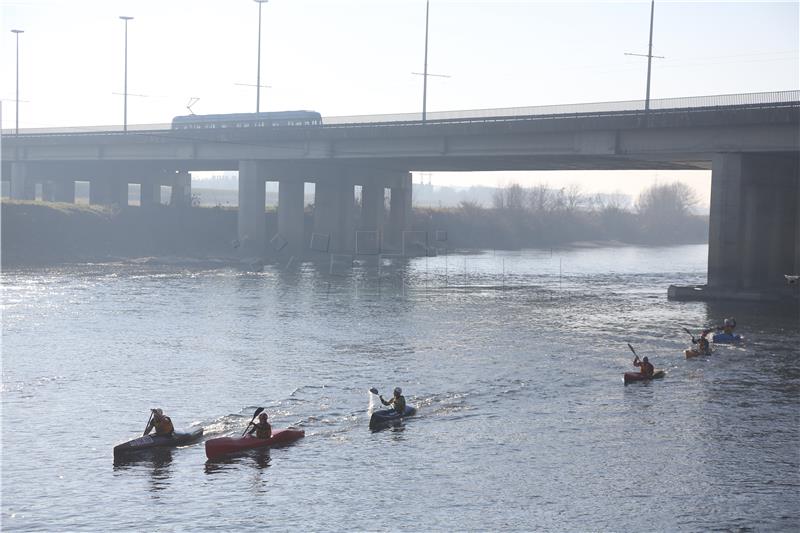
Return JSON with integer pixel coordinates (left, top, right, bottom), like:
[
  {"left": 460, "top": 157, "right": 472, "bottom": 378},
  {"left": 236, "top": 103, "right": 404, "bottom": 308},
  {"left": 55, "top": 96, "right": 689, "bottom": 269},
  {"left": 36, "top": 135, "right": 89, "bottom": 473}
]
[
  {"left": 53, "top": 180, "right": 75, "bottom": 203},
  {"left": 708, "top": 153, "right": 798, "bottom": 290},
  {"left": 386, "top": 173, "right": 412, "bottom": 252},
  {"left": 89, "top": 178, "right": 111, "bottom": 205},
  {"left": 237, "top": 161, "right": 267, "bottom": 257},
  {"left": 170, "top": 171, "right": 192, "bottom": 207},
  {"left": 10, "top": 162, "right": 33, "bottom": 200},
  {"left": 313, "top": 174, "right": 355, "bottom": 253},
  {"left": 141, "top": 181, "right": 162, "bottom": 207},
  {"left": 361, "top": 183, "right": 385, "bottom": 232},
  {"left": 277, "top": 178, "right": 305, "bottom": 254},
  {"left": 41, "top": 181, "right": 56, "bottom": 202}
]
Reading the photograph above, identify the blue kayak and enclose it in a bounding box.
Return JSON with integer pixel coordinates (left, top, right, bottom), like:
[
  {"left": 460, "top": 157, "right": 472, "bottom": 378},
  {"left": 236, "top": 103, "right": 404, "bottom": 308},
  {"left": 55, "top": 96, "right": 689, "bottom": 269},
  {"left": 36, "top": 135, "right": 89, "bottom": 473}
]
[
  {"left": 712, "top": 332, "right": 743, "bottom": 344},
  {"left": 369, "top": 405, "right": 416, "bottom": 430}
]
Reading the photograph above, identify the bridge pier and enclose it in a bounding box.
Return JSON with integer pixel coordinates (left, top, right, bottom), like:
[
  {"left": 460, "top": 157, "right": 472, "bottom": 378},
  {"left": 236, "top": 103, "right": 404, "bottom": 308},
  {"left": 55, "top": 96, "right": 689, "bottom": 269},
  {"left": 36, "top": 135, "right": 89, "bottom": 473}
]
[
  {"left": 10, "top": 162, "right": 34, "bottom": 200},
  {"left": 237, "top": 160, "right": 267, "bottom": 257},
  {"left": 707, "top": 153, "right": 799, "bottom": 291},
  {"left": 313, "top": 173, "right": 355, "bottom": 253},
  {"left": 277, "top": 178, "right": 306, "bottom": 254},
  {"left": 53, "top": 180, "right": 75, "bottom": 203},
  {"left": 140, "top": 181, "right": 162, "bottom": 207},
  {"left": 386, "top": 172, "right": 413, "bottom": 252},
  {"left": 170, "top": 171, "right": 192, "bottom": 207}
]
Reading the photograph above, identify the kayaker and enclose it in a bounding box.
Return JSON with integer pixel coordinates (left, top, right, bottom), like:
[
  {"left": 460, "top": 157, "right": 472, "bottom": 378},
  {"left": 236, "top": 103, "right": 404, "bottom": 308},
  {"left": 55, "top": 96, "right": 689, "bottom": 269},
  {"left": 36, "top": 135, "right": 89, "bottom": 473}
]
[
  {"left": 144, "top": 408, "right": 175, "bottom": 437},
  {"left": 717, "top": 317, "right": 737, "bottom": 335},
  {"left": 380, "top": 387, "right": 406, "bottom": 414},
  {"left": 247, "top": 412, "right": 272, "bottom": 440},
  {"left": 692, "top": 329, "right": 712, "bottom": 355},
  {"left": 633, "top": 355, "right": 655, "bottom": 378}
]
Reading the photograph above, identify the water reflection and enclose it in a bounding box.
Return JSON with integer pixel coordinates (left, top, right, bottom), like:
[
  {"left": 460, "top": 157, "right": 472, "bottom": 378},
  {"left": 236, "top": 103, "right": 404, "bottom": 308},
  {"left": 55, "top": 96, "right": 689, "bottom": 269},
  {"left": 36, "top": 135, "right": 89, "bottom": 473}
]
[
  {"left": 204, "top": 449, "right": 272, "bottom": 474},
  {"left": 113, "top": 448, "right": 174, "bottom": 492}
]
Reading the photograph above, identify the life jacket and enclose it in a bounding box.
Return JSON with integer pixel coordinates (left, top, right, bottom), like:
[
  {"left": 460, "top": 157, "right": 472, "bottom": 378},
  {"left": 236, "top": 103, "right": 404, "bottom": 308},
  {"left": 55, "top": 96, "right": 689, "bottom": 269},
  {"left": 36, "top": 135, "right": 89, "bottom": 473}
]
[
  {"left": 254, "top": 421, "right": 271, "bottom": 440},
  {"left": 393, "top": 395, "right": 406, "bottom": 414},
  {"left": 699, "top": 338, "right": 710, "bottom": 354},
  {"left": 635, "top": 359, "right": 654, "bottom": 377},
  {"left": 154, "top": 416, "right": 174, "bottom": 435}
]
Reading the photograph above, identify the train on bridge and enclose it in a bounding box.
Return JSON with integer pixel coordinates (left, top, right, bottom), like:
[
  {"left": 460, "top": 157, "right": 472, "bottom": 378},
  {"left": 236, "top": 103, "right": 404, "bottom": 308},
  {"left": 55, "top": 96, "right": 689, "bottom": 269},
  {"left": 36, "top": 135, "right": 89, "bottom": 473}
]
[{"left": 171, "top": 110, "right": 323, "bottom": 130}]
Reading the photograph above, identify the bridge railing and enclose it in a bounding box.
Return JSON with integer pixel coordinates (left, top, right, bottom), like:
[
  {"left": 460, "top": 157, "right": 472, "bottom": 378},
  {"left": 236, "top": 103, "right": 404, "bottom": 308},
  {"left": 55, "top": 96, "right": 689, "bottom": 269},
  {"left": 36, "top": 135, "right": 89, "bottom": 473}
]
[
  {"left": 322, "top": 90, "right": 800, "bottom": 125},
  {"left": 2, "top": 90, "right": 798, "bottom": 135}
]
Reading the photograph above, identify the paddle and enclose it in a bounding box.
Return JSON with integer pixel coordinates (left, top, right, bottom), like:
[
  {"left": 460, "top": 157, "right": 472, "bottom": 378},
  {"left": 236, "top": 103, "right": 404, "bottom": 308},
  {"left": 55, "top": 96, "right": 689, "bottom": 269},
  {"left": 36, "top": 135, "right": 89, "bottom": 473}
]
[
  {"left": 241, "top": 407, "right": 265, "bottom": 436},
  {"left": 627, "top": 342, "right": 639, "bottom": 361},
  {"left": 369, "top": 388, "right": 379, "bottom": 395},
  {"left": 682, "top": 327, "right": 697, "bottom": 344},
  {"left": 142, "top": 410, "right": 154, "bottom": 436}
]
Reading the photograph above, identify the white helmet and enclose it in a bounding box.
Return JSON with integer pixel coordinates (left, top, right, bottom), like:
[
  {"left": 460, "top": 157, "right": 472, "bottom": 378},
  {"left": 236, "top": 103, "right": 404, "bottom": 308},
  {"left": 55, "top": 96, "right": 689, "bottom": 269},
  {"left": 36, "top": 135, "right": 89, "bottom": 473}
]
[{"left": 394, "top": 387, "right": 402, "bottom": 396}]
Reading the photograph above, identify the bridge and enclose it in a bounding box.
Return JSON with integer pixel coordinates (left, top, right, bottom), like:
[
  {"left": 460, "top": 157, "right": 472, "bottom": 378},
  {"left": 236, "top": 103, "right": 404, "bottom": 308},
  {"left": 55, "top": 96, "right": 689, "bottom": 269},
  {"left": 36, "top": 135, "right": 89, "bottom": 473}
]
[{"left": 2, "top": 91, "right": 799, "bottom": 299}]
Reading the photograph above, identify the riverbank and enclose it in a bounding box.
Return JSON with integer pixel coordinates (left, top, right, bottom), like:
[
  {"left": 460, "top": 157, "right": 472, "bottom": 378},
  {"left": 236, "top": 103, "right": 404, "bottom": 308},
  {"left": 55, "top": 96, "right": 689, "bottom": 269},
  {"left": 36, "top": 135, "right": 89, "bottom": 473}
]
[{"left": 1, "top": 200, "right": 708, "bottom": 267}]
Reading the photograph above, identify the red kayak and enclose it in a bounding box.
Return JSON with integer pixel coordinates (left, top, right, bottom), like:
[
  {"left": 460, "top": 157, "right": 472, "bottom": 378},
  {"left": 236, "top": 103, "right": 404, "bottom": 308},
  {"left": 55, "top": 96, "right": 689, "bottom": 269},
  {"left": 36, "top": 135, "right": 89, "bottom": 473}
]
[
  {"left": 205, "top": 428, "right": 305, "bottom": 460},
  {"left": 623, "top": 369, "right": 665, "bottom": 384}
]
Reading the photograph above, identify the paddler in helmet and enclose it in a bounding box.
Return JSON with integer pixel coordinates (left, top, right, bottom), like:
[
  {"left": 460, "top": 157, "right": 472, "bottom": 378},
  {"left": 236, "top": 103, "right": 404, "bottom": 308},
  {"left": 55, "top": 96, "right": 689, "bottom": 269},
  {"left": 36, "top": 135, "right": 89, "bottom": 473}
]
[
  {"left": 143, "top": 408, "right": 175, "bottom": 437},
  {"left": 247, "top": 412, "right": 272, "bottom": 440},
  {"left": 380, "top": 387, "right": 406, "bottom": 414},
  {"left": 632, "top": 355, "right": 655, "bottom": 378},
  {"left": 717, "top": 317, "right": 737, "bottom": 335}
]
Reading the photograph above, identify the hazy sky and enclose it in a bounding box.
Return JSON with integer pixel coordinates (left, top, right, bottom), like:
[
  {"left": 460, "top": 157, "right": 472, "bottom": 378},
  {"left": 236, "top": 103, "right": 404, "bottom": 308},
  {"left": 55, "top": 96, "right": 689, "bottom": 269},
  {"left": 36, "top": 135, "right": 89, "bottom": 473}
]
[{"left": 2, "top": 0, "right": 798, "bottom": 203}]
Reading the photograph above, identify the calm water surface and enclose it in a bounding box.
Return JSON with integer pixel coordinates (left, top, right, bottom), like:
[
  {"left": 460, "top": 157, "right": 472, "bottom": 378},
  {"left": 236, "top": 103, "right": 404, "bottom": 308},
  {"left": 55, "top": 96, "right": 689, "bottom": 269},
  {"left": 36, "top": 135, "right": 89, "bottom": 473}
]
[{"left": 2, "top": 245, "right": 799, "bottom": 531}]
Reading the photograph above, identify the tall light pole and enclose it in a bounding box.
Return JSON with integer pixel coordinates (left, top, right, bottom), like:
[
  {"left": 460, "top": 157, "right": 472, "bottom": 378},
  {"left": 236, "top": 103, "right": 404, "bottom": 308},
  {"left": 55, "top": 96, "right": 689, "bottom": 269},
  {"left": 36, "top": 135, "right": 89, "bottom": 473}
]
[
  {"left": 120, "top": 16, "right": 133, "bottom": 131},
  {"left": 11, "top": 29, "right": 24, "bottom": 135},
  {"left": 254, "top": 0, "right": 269, "bottom": 113}
]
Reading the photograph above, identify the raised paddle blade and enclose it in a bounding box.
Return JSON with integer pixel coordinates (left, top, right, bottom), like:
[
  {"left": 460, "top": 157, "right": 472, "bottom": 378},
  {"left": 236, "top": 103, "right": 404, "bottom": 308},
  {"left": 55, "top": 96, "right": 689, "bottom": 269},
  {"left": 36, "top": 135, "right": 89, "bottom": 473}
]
[
  {"left": 241, "top": 407, "right": 265, "bottom": 436},
  {"left": 369, "top": 388, "right": 379, "bottom": 395},
  {"left": 627, "top": 343, "right": 638, "bottom": 358}
]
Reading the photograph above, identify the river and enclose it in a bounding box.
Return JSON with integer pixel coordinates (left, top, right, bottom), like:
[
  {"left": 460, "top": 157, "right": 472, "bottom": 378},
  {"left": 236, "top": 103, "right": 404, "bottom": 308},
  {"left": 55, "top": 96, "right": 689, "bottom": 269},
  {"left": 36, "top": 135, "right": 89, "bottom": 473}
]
[{"left": 2, "top": 244, "right": 798, "bottom": 531}]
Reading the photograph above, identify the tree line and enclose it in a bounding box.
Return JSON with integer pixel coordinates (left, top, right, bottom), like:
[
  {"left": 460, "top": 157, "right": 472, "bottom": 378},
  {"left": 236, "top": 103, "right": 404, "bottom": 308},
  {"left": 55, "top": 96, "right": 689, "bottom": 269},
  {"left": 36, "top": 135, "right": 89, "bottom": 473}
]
[{"left": 412, "top": 181, "right": 707, "bottom": 249}]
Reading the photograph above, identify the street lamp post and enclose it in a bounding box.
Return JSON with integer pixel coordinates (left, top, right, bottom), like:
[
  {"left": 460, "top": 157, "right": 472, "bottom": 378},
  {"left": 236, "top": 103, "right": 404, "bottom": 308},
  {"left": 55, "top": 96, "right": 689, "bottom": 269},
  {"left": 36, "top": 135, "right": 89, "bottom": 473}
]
[
  {"left": 120, "top": 16, "right": 133, "bottom": 131},
  {"left": 11, "top": 29, "right": 24, "bottom": 135},
  {"left": 254, "top": 0, "right": 269, "bottom": 113}
]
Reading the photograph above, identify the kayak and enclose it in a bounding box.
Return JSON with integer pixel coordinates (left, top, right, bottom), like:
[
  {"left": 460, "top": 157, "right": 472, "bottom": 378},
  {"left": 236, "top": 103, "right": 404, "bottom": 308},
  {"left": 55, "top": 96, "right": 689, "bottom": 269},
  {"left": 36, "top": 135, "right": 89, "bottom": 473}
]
[
  {"left": 204, "top": 428, "right": 305, "bottom": 460},
  {"left": 369, "top": 405, "right": 417, "bottom": 430},
  {"left": 623, "top": 369, "right": 665, "bottom": 384},
  {"left": 712, "top": 332, "right": 743, "bottom": 343},
  {"left": 685, "top": 348, "right": 712, "bottom": 359},
  {"left": 113, "top": 428, "right": 203, "bottom": 457}
]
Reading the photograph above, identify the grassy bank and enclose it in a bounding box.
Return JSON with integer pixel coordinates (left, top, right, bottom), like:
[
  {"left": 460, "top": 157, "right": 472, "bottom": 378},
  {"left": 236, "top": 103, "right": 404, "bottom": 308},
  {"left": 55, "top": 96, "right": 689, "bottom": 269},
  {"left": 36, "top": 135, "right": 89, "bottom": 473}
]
[
  {"left": 1, "top": 201, "right": 239, "bottom": 266},
  {"left": 1, "top": 199, "right": 708, "bottom": 267}
]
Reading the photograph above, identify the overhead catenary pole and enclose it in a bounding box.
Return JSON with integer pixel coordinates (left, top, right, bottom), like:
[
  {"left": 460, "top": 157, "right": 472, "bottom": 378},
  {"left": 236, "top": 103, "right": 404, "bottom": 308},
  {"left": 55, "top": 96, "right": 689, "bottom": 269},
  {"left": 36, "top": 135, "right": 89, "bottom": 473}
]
[
  {"left": 422, "top": 0, "right": 429, "bottom": 122},
  {"left": 11, "top": 29, "right": 24, "bottom": 135},
  {"left": 623, "top": 0, "right": 662, "bottom": 116},
  {"left": 255, "top": 0, "right": 269, "bottom": 113},
  {"left": 120, "top": 16, "right": 133, "bottom": 132},
  {"left": 645, "top": 0, "right": 655, "bottom": 113},
  {"left": 413, "top": 1, "right": 449, "bottom": 124}
]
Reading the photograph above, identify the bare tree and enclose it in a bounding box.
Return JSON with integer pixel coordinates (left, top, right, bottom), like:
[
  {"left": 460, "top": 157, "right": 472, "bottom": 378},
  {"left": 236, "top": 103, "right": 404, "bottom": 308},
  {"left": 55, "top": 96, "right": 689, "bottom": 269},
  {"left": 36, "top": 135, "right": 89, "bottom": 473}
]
[{"left": 636, "top": 181, "right": 699, "bottom": 219}]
